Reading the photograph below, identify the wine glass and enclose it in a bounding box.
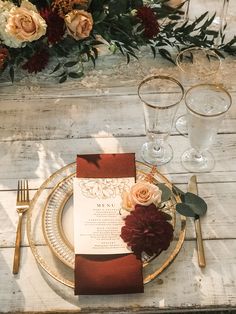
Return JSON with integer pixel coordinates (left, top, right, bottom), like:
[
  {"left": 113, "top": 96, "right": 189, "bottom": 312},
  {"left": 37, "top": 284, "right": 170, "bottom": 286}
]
[
  {"left": 181, "top": 84, "right": 232, "bottom": 172},
  {"left": 175, "top": 47, "right": 221, "bottom": 136},
  {"left": 188, "top": 0, "right": 230, "bottom": 44},
  {"left": 138, "top": 75, "right": 184, "bottom": 166}
]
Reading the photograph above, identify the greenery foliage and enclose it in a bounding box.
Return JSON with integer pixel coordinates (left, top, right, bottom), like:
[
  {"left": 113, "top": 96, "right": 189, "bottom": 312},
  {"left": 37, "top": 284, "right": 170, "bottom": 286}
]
[{"left": 0, "top": 0, "right": 235, "bottom": 82}]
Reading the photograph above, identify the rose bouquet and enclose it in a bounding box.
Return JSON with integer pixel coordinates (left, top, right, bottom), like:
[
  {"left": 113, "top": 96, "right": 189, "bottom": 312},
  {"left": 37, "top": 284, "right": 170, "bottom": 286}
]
[{"left": 0, "top": 0, "right": 235, "bottom": 83}]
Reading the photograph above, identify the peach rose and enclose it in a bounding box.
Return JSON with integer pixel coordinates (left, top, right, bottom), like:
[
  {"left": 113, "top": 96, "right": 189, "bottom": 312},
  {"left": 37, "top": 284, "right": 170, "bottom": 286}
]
[
  {"left": 5, "top": 0, "right": 46, "bottom": 43},
  {"left": 122, "top": 181, "right": 162, "bottom": 211},
  {"left": 65, "top": 9, "right": 93, "bottom": 40}
]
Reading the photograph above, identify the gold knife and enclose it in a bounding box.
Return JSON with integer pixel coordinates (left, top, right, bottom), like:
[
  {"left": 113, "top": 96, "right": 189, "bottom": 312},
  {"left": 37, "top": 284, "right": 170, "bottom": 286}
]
[{"left": 188, "top": 175, "right": 206, "bottom": 268}]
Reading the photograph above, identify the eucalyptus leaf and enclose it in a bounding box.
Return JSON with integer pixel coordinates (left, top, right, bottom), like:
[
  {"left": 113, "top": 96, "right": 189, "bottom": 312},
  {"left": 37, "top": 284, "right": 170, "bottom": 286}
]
[
  {"left": 172, "top": 185, "right": 185, "bottom": 202},
  {"left": 176, "top": 203, "right": 196, "bottom": 218},
  {"left": 59, "top": 75, "right": 67, "bottom": 83},
  {"left": 51, "top": 63, "right": 61, "bottom": 74},
  {"left": 68, "top": 72, "right": 84, "bottom": 79},
  {"left": 157, "top": 183, "right": 172, "bottom": 203},
  {"left": 64, "top": 61, "right": 78, "bottom": 68},
  {"left": 58, "top": 71, "right": 66, "bottom": 77},
  {"left": 184, "top": 192, "right": 207, "bottom": 216}
]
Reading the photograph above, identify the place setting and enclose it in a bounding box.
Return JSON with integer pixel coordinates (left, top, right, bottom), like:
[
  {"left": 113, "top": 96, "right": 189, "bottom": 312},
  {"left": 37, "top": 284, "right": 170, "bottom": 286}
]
[
  {"left": 26, "top": 157, "right": 187, "bottom": 294},
  {"left": 11, "top": 70, "right": 231, "bottom": 297}
]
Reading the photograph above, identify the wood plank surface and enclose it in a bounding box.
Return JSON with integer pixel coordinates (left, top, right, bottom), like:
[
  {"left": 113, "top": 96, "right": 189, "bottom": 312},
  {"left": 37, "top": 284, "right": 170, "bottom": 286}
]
[
  {"left": 1, "top": 240, "right": 236, "bottom": 313},
  {"left": 0, "top": 0, "right": 236, "bottom": 312}
]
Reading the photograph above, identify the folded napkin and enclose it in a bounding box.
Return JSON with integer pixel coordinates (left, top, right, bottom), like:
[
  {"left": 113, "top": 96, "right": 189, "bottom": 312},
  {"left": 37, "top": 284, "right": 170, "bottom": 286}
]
[{"left": 74, "top": 153, "right": 143, "bottom": 295}]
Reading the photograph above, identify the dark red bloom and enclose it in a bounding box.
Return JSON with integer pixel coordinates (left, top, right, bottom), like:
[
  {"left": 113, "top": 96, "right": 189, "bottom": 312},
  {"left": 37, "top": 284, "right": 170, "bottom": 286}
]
[
  {"left": 22, "top": 49, "right": 49, "bottom": 73},
  {"left": 40, "top": 8, "right": 65, "bottom": 45},
  {"left": 121, "top": 204, "right": 173, "bottom": 258},
  {"left": 136, "top": 6, "right": 159, "bottom": 39},
  {"left": 0, "top": 47, "right": 9, "bottom": 70}
]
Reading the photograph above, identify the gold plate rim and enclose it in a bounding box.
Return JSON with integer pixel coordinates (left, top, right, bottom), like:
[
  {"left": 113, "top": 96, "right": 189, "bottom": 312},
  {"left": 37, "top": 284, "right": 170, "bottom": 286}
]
[{"left": 27, "top": 161, "right": 186, "bottom": 289}]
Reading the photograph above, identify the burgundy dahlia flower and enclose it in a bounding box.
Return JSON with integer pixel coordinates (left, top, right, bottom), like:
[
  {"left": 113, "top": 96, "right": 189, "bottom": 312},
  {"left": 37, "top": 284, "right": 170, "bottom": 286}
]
[
  {"left": 136, "top": 6, "right": 159, "bottom": 39},
  {"left": 40, "top": 8, "right": 65, "bottom": 45},
  {"left": 22, "top": 49, "right": 49, "bottom": 73},
  {"left": 121, "top": 203, "right": 173, "bottom": 258}
]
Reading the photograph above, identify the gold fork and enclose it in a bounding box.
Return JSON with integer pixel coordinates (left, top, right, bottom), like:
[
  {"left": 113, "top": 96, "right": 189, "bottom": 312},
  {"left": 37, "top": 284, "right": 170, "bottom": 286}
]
[{"left": 13, "top": 180, "right": 30, "bottom": 274}]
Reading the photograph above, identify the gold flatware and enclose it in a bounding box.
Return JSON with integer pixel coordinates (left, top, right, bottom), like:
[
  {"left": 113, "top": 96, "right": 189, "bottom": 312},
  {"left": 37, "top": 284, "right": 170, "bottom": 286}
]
[
  {"left": 13, "top": 180, "right": 30, "bottom": 274},
  {"left": 188, "top": 175, "right": 206, "bottom": 268}
]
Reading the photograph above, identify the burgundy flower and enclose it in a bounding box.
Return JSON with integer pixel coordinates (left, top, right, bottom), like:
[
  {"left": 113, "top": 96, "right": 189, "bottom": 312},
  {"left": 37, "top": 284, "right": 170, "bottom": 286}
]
[
  {"left": 121, "top": 203, "right": 173, "bottom": 258},
  {"left": 0, "top": 47, "right": 9, "bottom": 71},
  {"left": 136, "top": 6, "right": 159, "bottom": 39},
  {"left": 40, "top": 8, "right": 65, "bottom": 45},
  {"left": 22, "top": 49, "right": 49, "bottom": 73}
]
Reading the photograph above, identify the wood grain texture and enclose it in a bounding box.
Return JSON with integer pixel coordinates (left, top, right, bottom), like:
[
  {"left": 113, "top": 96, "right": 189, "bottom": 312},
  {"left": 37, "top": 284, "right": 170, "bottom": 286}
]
[
  {"left": 0, "top": 240, "right": 236, "bottom": 313},
  {"left": 0, "top": 0, "right": 236, "bottom": 312}
]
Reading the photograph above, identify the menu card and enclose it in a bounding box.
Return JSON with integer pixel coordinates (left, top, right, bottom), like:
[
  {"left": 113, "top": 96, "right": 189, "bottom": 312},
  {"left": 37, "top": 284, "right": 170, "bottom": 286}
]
[
  {"left": 73, "top": 177, "right": 133, "bottom": 255},
  {"left": 74, "top": 153, "right": 143, "bottom": 295}
]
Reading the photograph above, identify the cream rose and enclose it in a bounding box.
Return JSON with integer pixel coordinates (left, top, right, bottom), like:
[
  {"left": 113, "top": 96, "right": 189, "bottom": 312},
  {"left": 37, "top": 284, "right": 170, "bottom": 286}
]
[
  {"left": 5, "top": 0, "right": 46, "bottom": 44},
  {"left": 122, "top": 181, "right": 162, "bottom": 211},
  {"left": 65, "top": 10, "right": 93, "bottom": 40}
]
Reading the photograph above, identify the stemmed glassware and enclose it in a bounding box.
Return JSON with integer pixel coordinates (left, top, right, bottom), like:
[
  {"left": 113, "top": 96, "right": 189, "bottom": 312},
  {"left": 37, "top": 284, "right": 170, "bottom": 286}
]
[
  {"left": 184, "top": 0, "right": 230, "bottom": 45},
  {"left": 181, "top": 84, "right": 232, "bottom": 172},
  {"left": 138, "top": 75, "right": 184, "bottom": 166},
  {"left": 175, "top": 47, "right": 221, "bottom": 136}
]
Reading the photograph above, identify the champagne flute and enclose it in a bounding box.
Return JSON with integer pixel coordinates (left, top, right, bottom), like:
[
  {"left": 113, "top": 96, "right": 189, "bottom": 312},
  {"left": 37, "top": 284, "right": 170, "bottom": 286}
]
[
  {"left": 175, "top": 47, "right": 221, "bottom": 136},
  {"left": 181, "top": 84, "right": 231, "bottom": 172},
  {"left": 138, "top": 75, "right": 184, "bottom": 166}
]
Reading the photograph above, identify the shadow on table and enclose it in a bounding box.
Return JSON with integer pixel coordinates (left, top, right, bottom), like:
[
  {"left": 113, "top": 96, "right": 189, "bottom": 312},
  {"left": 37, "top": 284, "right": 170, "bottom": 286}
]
[{"left": 0, "top": 249, "right": 25, "bottom": 312}]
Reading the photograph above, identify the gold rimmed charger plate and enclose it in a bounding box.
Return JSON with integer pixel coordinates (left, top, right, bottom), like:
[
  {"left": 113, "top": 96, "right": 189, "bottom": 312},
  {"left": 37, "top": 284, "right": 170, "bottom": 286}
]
[{"left": 27, "top": 161, "right": 186, "bottom": 288}]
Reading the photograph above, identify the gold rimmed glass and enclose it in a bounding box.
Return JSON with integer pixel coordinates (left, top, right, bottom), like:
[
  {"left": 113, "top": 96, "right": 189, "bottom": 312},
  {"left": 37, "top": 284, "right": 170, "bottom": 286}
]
[
  {"left": 187, "top": 0, "right": 230, "bottom": 37},
  {"left": 175, "top": 47, "right": 222, "bottom": 136},
  {"left": 181, "top": 83, "right": 232, "bottom": 172},
  {"left": 138, "top": 75, "right": 184, "bottom": 166}
]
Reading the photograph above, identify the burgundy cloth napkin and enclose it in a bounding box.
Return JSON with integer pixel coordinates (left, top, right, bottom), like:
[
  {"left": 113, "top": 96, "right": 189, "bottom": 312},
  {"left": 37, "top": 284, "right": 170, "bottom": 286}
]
[{"left": 74, "top": 153, "right": 144, "bottom": 295}]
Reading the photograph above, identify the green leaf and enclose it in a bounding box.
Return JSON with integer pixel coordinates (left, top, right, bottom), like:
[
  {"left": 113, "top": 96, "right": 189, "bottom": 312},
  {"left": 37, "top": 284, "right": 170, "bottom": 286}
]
[
  {"left": 64, "top": 61, "right": 78, "bottom": 67},
  {"left": 92, "top": 47, "right": 98, "bottom": 59},
  {"left": 157, "top": 183, "right": 172, "bottom": 203},
  {"left": 176, "top": 203, "right": 196, "bottom": 217},
  {"left": 68, "top": 72, "right": 84, "bottom": 79},
  {"left": 51, "top": 63, "right": 61, "bottom": 74},
  {"left": 214, "top": 50, "right": 225, "bottom": 59},
  {"left": 93, "top": 11, "right": 106, "bottom": 24},
  {"left": 109, "top": 0, "right": 127, "bottom": 15},
  {"left": 59, "top": 75, "right": 67, "bottom": 83},
  {"left": 158, "top": 48, "right": 175, "bottom": 64},
  {"left": 126, "top": 52, "right": 130, "bottom": 64},
  {"left": 9, "top": 66, "right": 14, "bottom": 83},
  {"left": 184, "top": 192, "right": 207, "bottom": 216},
  {"left": 172, "top": 185, "right": 185, "bottom": 202},
  {"left": 150, "top": 45, "right": 156, "bottom": 58},
  {"left": 58, "top": 71, "right": 66, "bottom": 77}
]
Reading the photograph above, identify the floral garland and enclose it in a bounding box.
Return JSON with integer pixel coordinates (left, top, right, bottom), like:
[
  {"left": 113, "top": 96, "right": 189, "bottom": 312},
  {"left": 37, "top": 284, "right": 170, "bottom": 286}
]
[{"left": 0, "top": 0, "right": 235, "bottom": 83}]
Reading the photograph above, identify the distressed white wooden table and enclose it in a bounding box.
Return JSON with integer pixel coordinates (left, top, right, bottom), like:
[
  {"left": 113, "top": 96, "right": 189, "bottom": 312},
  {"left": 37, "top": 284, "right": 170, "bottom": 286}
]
[{"left": 0, "top": 2, "right": 236, "bottom": 313}]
